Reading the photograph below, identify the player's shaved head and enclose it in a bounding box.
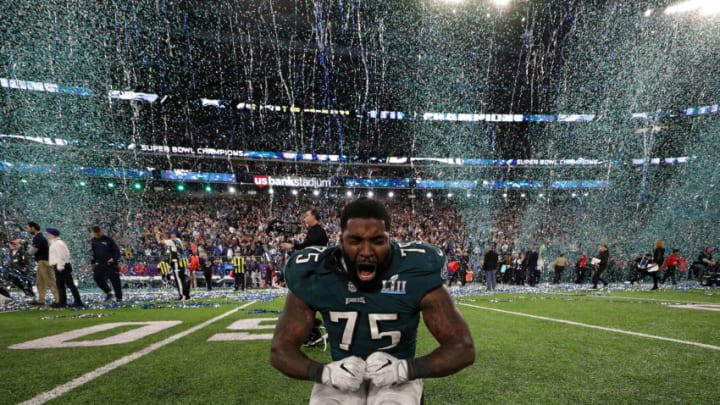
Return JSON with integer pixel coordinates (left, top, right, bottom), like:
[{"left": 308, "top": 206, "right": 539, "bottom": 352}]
[{"left": 340, "top": 197, "right": 391, "bottom": 231}]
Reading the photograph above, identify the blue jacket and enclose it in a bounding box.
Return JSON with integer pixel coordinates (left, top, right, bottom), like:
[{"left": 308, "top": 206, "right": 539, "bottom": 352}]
[
  {"left": 91, "top": 235, "right": 121, "bottom": 266},
  {"left": 31, "top": 233, "right": 49, "bottom": 261}
]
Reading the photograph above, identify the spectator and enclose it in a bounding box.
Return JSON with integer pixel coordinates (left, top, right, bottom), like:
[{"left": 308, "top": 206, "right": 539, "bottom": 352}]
[
  {"left": 575, "top": 252, "right": 588, "bottom": 284},
  {"left": 514, "top": 252, "right": 525, "bottom": 285},
  {"left": 552, "top": 253, "right": 570, "bottom": 284},
  {"left": 26, "top": 221, "right": 59, "bottom": 306},
  {"left": 591, "top": 245, "right": 610, "bottom": 289},
  {"left": 232, "top": 250, "right": 246, "bottom": 291},
  {"left": 8, "top": 240, "right": 35, "bottom": 298},
  {"left": 158, "top": 229, "right": 191, "bottom": 301},
  {"left": 46, "top": 228, "right": 83, "bottom": 308},
  {"left": 525, "top": 246, "right": 540, "bottom": 286},
  {"left": 91, "top": 226, "right": 123, "bottom": 302},
  {"left": 189, "top": 253, "right": 200, "bottom": 289},
  {"left": 447, "top": 258, "right": 459, "bottom": 287},
  {"left": 691, "top": 247, "right": 715, "bottom": 282},
  {"left": 662, "top": 249, "right": 681, "bottom": 285},
  {"left": 200, "top": 251, "right": 214, "bottom": 291},
  {"left": 281, "top": 208, "right": 328, "bottom": 250},
  {"left": 650, "top": 240, "right": 665, "bottom": 291},
  {"left": 482, "top": 245, "right": 499, "bottom": 291}
]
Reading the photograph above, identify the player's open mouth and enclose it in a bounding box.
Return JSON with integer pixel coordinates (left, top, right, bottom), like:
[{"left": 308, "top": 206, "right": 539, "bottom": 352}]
[{"left": 357, "top": 263, "right": 377, "bottom": 282}]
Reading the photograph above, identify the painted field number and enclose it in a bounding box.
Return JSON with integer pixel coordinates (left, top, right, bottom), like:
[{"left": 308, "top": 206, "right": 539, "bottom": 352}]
[
  {"left": 10, "top": 321, "right": 182, "bottom": 349},
  {"left": 207, "top": 318, "right": 277, "bottom": 341}
]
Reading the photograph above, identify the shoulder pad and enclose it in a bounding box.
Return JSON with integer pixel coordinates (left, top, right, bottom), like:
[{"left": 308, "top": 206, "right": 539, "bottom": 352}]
[
  {"left": 393, "top": 241, "right": 445, "bottom": 269},
  {"left": 285, "top": 246, "right": 335, "bottom": 287}
]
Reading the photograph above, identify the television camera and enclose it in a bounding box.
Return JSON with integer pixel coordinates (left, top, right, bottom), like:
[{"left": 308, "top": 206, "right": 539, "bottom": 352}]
[{"left": 267, "top": 220, "right": 301, "bottom": 237}]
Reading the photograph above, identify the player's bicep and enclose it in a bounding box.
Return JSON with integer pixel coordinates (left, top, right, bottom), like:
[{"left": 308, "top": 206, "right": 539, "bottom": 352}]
[
  {"left": 272, "top": 291, "right": 316, "bottom": 347},
  {"left": 419, "top": 286, "right": 472, "bottom": 345}
]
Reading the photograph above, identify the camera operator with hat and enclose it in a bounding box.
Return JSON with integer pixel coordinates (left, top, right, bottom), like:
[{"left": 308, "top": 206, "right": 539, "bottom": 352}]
[{"left": 281, "top": 208, "right": 329, "bottom": 250}]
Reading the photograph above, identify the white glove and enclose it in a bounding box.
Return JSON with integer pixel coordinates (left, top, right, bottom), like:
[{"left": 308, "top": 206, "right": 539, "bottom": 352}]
[
  {"left": 321, "top": 356, "right": 366, "bottom": 392},
  {"left": 365, "top": 351, "right": 409, "bottom": 387}
]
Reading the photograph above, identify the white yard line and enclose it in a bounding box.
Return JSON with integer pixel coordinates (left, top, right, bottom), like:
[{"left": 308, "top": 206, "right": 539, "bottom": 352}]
[
  {"left": 586, "top": 294, "right": 720, "bottom": 305},
  {"left": 460, "top": 303, "right": 720, "bottom": 351},
  {"left": 18, "top": 301, "right": 257, "bottom": 405}
]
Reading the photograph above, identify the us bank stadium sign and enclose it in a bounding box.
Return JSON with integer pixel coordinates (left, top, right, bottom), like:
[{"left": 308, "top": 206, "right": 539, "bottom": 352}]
[{"left": 254, "top": 175, "right": 331, "bottom": 188}]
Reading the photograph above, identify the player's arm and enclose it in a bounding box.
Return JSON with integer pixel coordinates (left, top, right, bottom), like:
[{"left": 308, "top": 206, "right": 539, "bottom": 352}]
[
  {"left": 270, "top": 291, "right": 366, "bottom": 391},
  {"left": 270, "top": 291, "right": 317, "bottom": 380},
  {"left": 414, "top": 285, "right": 475, "bottom": 378}
]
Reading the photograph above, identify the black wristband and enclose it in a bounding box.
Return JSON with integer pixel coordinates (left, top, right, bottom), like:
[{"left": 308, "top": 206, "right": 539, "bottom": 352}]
[
  {"left": 307, "top": 360, "right": 325, "bottom": 383},
  {"left": 406, "top": 357, "right": 432, "bottom": 380}
]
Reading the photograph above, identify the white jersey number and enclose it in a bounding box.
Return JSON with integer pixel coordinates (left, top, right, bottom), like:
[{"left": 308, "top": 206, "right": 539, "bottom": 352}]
[{"left": 329, "top": 311, "right": 400, "bottom": 351}]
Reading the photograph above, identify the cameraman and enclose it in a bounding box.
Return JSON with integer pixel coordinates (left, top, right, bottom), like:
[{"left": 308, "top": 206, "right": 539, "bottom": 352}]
[{"left": 281, "top": 208, "right": 328, "bottom": 250}]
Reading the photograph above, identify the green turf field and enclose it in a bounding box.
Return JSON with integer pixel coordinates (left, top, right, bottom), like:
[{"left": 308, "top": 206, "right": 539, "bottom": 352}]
[{"left": 1, "top": 286, "right": 718, "bottom": 404}]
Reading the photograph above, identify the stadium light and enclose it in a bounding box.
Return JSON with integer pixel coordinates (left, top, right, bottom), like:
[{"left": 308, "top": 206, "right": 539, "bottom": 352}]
[
  {"left": 367, "top": 191, "right": 374, "bottom": 198},
  {"left": 228, "top": 186, "right": 236, "bottom": 194},
  {"left": 388, "top": 191, "right": 394, "bottom": 198},
  {"left": 346, "top": 190, "right": 353, "bottom": 197},
  {"left": 665, "top": 0, "right": 720, "bottom": 15}
]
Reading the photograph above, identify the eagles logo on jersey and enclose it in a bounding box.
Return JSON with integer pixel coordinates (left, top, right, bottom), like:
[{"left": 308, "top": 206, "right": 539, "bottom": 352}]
[{"left": 285, "top": 241, "right": 446, "bottom": 361}]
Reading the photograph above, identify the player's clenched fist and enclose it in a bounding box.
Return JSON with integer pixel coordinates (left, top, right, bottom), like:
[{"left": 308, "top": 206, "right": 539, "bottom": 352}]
[
  {"left": 365, "top": 351, "right": 409, "bottom": 387},
  {"left": 321, "top": 356, "right": 366, "bottom": 391}
]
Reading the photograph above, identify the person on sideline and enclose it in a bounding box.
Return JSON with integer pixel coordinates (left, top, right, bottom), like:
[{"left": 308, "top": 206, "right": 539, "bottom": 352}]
[
  {"left": 90, "top": 226, "right": 123, "bottom": 302},
  {"left": 591, "top": 245, "right": 610, "bottom": 289},
  {"left": 46, "top": 228, "right": 83, "bottom": 308},
  {"left": 281, "top": 208, "right": 329, "bottom": 250},
  {"left": 26, "top": 221, "right": 59, "bottom": 306},
  {"left": 482, "top": 245, "right": 499, "bottom": 291}
]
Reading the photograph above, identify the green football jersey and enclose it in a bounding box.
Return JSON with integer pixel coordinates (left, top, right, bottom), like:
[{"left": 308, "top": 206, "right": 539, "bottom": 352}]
[{"left": 285, "top": 241, "right": 446, "bottom": 361}]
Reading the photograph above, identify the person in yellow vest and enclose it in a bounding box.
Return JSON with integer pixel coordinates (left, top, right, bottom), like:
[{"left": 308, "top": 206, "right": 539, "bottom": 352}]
[
  {"left": 232, "top": 251, "right": 245, "bottom": 291},
  {"left": 158, "top": 261, "right": 172, "bottom": 288},
  {"left": 156, "top": 229, "right": 191, "bottom": 300}
]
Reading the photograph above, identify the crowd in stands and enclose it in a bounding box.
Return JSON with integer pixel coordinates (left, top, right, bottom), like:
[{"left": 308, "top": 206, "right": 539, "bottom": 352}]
[
  {"left": 0, "top": 193, "right": 478, "bottom": 289},
  {"left": 2, "top": 192, "right": 716, "bottom": 292}
]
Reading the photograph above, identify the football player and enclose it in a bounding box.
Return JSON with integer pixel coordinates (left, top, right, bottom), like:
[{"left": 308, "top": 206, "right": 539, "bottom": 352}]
[{"left": 271, "top": 198, "right": 475, "bottom": 404}]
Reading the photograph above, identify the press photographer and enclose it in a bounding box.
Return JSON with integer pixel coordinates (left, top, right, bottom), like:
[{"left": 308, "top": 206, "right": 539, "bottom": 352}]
[{"left": 280, "top": 208, "right": 328, "bottom": 250}]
